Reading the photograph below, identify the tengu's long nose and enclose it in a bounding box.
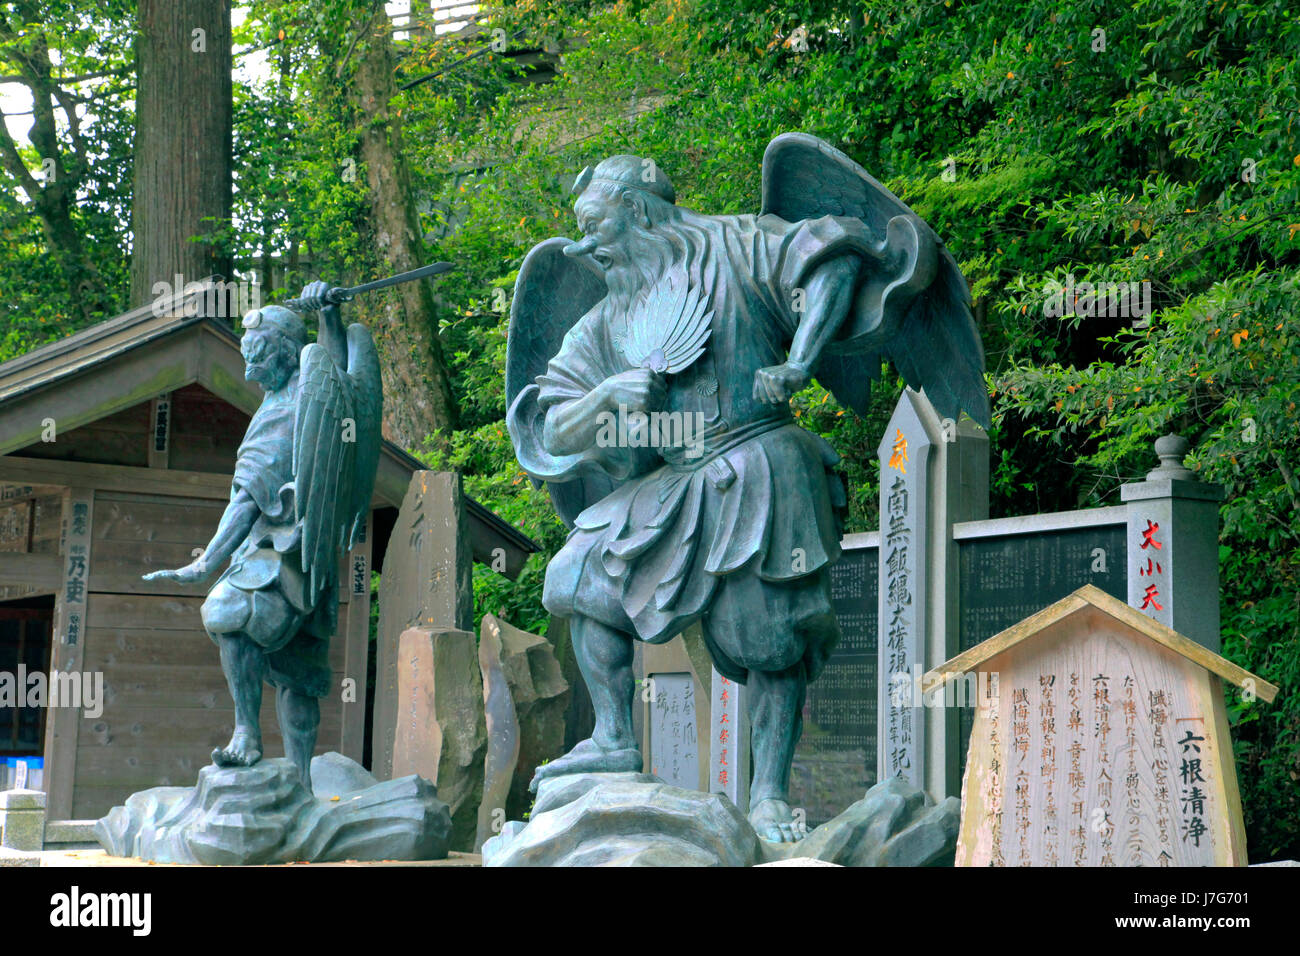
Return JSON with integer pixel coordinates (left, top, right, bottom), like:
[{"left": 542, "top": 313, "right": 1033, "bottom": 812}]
[{"left": 563, "top": 236, "right": 599, "bottom": 258}]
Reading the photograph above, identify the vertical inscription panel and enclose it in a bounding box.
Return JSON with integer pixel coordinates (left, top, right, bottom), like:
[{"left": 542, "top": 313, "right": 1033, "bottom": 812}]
[
  {"left": 648, "top": 672, "right": 699, "bottom": 791},
  {"left": 709, "top": 668, "right": 749, "bottom": 812},
  {"left": 877, "top": 393, "right": 933, "bottom": 788},
  {"left": 790, "top": 545, "right": 878, "bottom": 826}
]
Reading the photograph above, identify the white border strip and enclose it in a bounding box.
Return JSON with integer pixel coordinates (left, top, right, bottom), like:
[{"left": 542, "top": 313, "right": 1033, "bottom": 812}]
[
  {"left": 838, "top": 506, "right": 1126, "bottom": 550},
  {"left": 840, "top": 530, "right": 880, "bottom": 550}
]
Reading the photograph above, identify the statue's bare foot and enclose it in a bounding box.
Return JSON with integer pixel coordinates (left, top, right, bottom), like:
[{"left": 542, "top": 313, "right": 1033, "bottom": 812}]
[
  {"left": 212, "top": 731, "right": 262, "bottom": 768},
  {"left": 528, "top": 737, "right": 641, "bottom": 792},
  {"left": 750, "top": 798, "right": 805, "bottom": 843}
]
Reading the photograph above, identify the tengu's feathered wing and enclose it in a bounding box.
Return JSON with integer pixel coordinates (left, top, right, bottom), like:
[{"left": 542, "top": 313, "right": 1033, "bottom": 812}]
[
  {"left": 506, "top": 237, "right": 613, "bottom": 528},
  {"left": 294, "top": 325, "right": 383, "bottom": 599},
  {"left": 762, "top": 132, "right": 990, "bottom": 428}
]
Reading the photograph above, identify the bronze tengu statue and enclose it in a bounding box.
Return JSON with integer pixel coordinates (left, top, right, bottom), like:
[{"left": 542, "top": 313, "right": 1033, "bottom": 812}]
[
  {"left": 144, "top": 281, "right": 382, "bottom": 790},
  {"left": 506, "top": 133, "right": 989, "bottom": 842}
]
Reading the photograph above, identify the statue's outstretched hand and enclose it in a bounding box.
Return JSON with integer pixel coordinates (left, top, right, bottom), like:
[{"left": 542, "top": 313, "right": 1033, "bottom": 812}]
[
  {"left": 753, "top": 362, "right": 810, "bottom": 404},
  {"left": 142, "top": 560, "right": 208, "bottom": 585}
]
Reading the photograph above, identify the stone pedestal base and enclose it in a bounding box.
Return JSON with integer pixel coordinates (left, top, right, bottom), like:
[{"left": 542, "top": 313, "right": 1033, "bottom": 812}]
[
  {"left": 95, "top": 753, "right": 452, "bottom": 865},
  {"left": 0, "top": 788, "right": 46, "bottom": 852},
  {"left": 482, "top": 773, "right": 958, "bottom": 867}
]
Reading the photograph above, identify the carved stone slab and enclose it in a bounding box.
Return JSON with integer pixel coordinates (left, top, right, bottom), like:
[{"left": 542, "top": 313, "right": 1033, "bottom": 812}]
[{"left": 392, "top": 626, "right": 486, "bottom": 852}]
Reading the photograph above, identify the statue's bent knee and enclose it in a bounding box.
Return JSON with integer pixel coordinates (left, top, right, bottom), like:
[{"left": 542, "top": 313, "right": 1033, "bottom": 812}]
[
  {"left": 541, "top": 548, "right": 580, "bottom": 618},
  {"left": 201, "top": 581, "right": 252, "bottom": 635},
  {"left": 247, "top": 589, "right": 300, "bottom": 652}
]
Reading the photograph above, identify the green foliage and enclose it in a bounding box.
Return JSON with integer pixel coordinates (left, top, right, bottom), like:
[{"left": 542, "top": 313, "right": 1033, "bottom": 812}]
[
  {"left": 2, "top": 0, "right": 1297, "bottom": 858},
  {"left": 400, "top": 0, "right": 1300, "bottom": 856},
  {"left": 0, "top": 0, "right": 136, "bottom": 357}
]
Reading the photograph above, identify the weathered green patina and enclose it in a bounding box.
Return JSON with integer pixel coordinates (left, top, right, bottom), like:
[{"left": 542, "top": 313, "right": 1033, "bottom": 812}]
[
  {"left": 143, "top": 281, "right": 383, "bottom": 789},
  {"left": 506, "top": 133, "right": 989, "bottom": 842}
]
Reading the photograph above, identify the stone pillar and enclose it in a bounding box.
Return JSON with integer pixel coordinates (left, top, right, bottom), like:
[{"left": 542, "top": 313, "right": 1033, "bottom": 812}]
[
  {"left": 1121, "top": 435, "right": 1224, "bottom": 652},
  {"left": 373, "top": 471, "right": 474, "bottom": 780},
  {"left": 391, "top": 626, "right": 486, "bottom": 854},
  {"left": 877, "top": 388, "right": 989, "bottom": 802},
  {"left": 0, "top": 789, "right": 46, "bottom": 852},
  {"left": 476, "top": 616, "right": 520, "bottom": 852},
  {"left": 708, "top": 666, "right": 750, "bottom": 813},
  {"left": 925, "top": 395, "right": 989, "bottom": 803},
  {"left": 484, "top": 614, "right": 570, "bottom": 821},
  {"left": 877, "top": 390, "right": 933, "bottom": 792}
]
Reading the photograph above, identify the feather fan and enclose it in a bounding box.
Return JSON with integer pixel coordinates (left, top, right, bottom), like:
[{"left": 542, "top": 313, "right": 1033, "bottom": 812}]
[{"left": 619, "top": 276, "right": 713, "bottom": 374}]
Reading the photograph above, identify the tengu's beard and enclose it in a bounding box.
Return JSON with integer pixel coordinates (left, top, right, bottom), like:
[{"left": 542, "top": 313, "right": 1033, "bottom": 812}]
[{"left": 602, "top": 223, "right": 679, "bottom": 315}]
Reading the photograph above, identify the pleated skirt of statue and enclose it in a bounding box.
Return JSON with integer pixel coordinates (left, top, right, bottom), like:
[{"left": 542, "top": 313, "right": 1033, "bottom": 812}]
[{"left": 542, "top": 423, "right": 845, "bottom": 682}]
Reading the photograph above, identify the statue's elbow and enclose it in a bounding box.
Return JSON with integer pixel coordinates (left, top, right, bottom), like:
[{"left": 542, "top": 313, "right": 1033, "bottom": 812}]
[
  {"left": 544, "top": 411, "right": 592, "bottom": 458},
  {"left": 542, "top": 418, "right": 569, "bottom": 457},
  {"left": 538, "top": 409, "right": 555, "bottom": 452}
]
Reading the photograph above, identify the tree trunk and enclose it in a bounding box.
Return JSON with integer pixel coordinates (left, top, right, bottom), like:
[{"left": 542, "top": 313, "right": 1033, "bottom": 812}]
[
  {"left": 130, "top": 0, "right": 233, "bottom": 310},
  {"left": 349, "top": 14, "right": 459, "bottom": 446}
]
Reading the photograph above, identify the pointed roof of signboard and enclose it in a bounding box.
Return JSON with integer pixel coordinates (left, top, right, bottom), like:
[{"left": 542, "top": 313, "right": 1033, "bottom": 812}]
[{"left": 923, "top": 584, "right": 1278, "bottom": 703}]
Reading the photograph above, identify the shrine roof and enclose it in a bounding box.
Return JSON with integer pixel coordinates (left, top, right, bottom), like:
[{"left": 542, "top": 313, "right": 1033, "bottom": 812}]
[
  {"left": 0, "top": 279, "right": 539, "bottom": 569},
  {"left": 923, "top": 584, "right": 1278, "bottom": 703}
]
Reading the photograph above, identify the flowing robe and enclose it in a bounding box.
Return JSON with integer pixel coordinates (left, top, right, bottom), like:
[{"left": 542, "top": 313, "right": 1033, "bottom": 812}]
[
  {"left": 510, "top": 211, "right": 881, "bottom": 682},
  {"left": 202, "top": 379, "right": 334, "bottom": 698}
]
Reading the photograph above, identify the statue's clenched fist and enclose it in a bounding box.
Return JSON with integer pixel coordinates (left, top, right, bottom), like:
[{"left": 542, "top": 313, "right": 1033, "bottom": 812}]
[
  {"left": 753, "top": 362, "right": 810, "bottom": 404},
  {"left": 599, "top": 368, "right": 667, "bottom": 413},
  {"left": 294, "top": 280, "right": 344, "bottom": 312}
]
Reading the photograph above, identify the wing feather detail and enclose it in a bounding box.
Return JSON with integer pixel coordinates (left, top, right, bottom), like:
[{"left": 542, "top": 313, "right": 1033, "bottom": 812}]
[
  {"left": 346, "top": 324, "right": 383, "bottom": 549},
  {"left": 506, "top": 238, "right": 613, "bottom": 527},
  {"left": 294, "top": 331, "right": 381, "bottom": 601}
]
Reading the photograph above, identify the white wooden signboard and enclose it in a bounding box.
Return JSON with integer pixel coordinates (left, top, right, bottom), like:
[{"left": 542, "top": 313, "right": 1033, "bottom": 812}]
[{"left": 925, "top": 585, "right": 1276, "bottom": 867}]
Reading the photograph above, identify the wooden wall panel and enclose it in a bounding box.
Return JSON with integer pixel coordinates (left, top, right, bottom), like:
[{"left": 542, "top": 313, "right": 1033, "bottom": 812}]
[
  {"left": 30, "top": 494, "right": 62, "bottom": 553},
  {"left": 0, "top": 498, "right": 29, "bottom": 551},
  {"left": 69, "top": 589, "right": 350, "bottom": 818},
  {"left": 91, "top": 493, "right": 224, "bottom": 599},
  {"left": 167, "top": 383, "right": 249, "bottom": 474},
  {"left": 0, "top": 489, "right": 62, "bottom": 600},
  {"left": 19, "top": 401, "right": 151, "bottom": 467}
]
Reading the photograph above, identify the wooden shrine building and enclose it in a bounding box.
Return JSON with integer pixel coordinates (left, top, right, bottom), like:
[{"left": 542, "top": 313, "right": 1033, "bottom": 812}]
[{"left": 0, "top": 284, "right": 537, "bottom": 821}]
